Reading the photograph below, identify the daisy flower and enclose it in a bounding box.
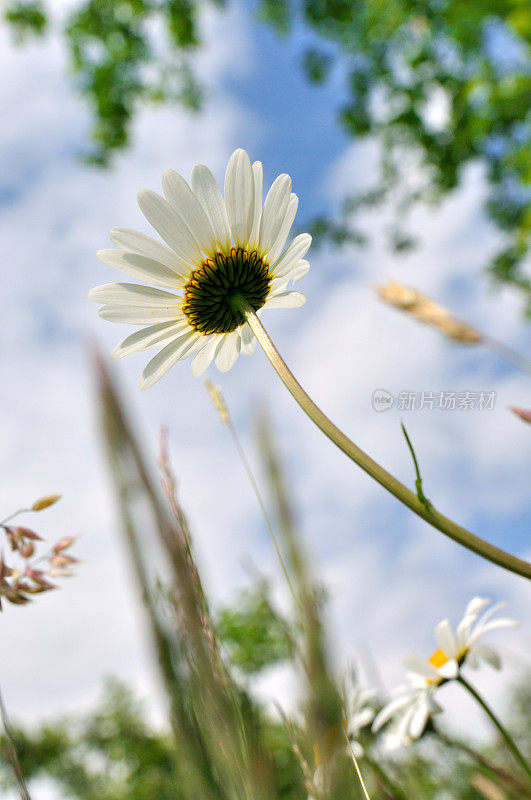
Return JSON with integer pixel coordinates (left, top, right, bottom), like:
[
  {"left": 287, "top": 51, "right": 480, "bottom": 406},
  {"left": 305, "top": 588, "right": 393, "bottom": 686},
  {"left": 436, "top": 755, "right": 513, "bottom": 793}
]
[
  {"left": 402, "top": 596, "right": 518, "bottom": 686},
  {"left": 372, "top": 597, "right": 518, "bottom": 749},
  {"left": 372, "top": 676, "right": 442, "bottom": 750},
  {"left": 342, "top": 674, "right": 377, "bottom": 757},
  {"left": 89, "top": 148, "right": 310, "bottom": 389}
]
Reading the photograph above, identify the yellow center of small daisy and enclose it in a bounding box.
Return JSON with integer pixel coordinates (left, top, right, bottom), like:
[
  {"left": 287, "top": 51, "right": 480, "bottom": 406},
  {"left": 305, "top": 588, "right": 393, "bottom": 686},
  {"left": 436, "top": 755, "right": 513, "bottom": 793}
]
[
  {"left": 182, "top": 247, "right": 271, "bottom": 335},
  {"left": 429, "top": 649, "right": 449, "bottom": 669}
]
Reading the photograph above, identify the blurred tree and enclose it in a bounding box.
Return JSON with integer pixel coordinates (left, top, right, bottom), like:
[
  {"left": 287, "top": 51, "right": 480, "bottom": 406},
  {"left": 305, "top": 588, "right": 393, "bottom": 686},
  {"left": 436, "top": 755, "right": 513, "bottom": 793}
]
[
  {"left": 2, "top": 0, "right": 530, "bottom": 309},
  {"left": 0, "top": 678, "right": 304, "bottom": 800},
  {"left": 217, "top": 582, "right": 294, "bottom": 674}
]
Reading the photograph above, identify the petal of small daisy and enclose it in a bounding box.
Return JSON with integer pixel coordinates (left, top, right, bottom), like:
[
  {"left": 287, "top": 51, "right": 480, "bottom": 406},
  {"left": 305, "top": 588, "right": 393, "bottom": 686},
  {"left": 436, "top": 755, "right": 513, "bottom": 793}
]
[
  {"left": 464, "top": 597, "right": 491, "bottom": 617},
  {"left": 138, "top": 189, "right": 202, "bottom": 265},
  {"left": 402, "top": 655, "right": 440, "bottom": 681},
  {"left": 139, "top": 332, "right": 205, "bottom": 390},
  {"left": 353, "top": 708, "right": 374, "bottom": 729},
  {"left": 190, "top": 334, "right": 223, "bottom": 378},
  {"left": 266, "top": 194, "right": 298, "bottom": 265},
  {"left": 258, "top": 173, "right": 292, "bottom": 256},
  {"left": 372, "top": 695, "right": 413, "bottom": 731},
  {"left": 438, "top": 659, "right": 458, "bottom": 679},
  {"left": 191, "top": 164, "right": 231, "bottom": 252},
  {"left": 214, "top": 332, "right": 241, "bottom": 372},
  {"left": 469, "top": 643, "right": 502, "bottom": 670},
  {"left": 248, "top": 161, "right": 263, "bottom": 250},
  {"left": 469, "top": 617, "right": 518, "bottom": 645},
  {"left": 162, "top": 168, "right": 217, "bottom": 255},
  {"left": 97, "top": 249, "right": 186, "bottom": 289},
  {"left": 271, "top": 233, "right": 312, "bottom": 280},
  {"left": 89, "top": 283, "right": 180, "bottom": 307},
  {"left": 109, "top": 227, "right": 191, "bottom": 277},
  {"left": 111, "top": 320, "right": 191, "bottom": 359},
  {"left": 434, "top": 619, "right": 458, "bottom": 659},
  {"left": 224, "top": 148, "right": 255, "bottom": 247},
  {"left": 409, "top": 698, "right": 430, "bottom": 739},
  {"left": 98, "top": 305, "right": 182, "bottom": 324},
  {"left": 264, "top": 291, "right": 306, "bottom": 309}
]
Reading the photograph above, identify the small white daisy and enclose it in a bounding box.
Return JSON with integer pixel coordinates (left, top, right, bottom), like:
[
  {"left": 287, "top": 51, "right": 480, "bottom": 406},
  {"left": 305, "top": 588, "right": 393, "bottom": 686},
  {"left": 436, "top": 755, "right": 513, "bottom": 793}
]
[
  {"left": 342, "top": 675, "right": 377, "bottom": 757},
  {"left": 402, "top": 596, "right": 518, "bottom": 685},
  {"left": 372, "top": 597, "right": 518, "bottom": 749},
  {"left": 89, "top": 148, "right": 310, "bottom": 389},
  {"left": 372, "top": 676, "right": 442, "bottom": 750}
]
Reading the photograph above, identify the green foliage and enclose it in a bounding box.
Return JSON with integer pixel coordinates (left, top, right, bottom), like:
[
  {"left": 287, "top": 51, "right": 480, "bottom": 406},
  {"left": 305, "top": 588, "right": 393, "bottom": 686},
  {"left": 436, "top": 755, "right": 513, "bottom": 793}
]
[
  {"left": 0, "top": 680, "right": 183, "bottom": 800},
  {"left": 3, "top": 0, "right": 530, "bottom": 306},
  {"left": 260, "top": 0, "right": 531, "bottom": 310},
  {"left": 217, "top": 583, "right": 294, "bottom": 674},
  {"left": 3, "top": 1, "right": 47, "bottom": 39}
]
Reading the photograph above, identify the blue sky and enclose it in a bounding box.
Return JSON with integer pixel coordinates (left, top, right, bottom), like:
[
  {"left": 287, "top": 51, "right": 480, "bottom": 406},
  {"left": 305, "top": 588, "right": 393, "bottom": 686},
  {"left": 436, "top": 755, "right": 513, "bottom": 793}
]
[{"left": 0, "top": 0, "right": 529, "bottom": 768}]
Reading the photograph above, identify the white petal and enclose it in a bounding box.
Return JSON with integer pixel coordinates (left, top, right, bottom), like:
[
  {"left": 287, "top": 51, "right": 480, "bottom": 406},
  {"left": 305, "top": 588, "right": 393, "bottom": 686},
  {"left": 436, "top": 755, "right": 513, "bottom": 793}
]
[
  {"left": 290, "top": 259, "right": 310, "bottom": 284},
  {"left": 224, "top": 148, "right": 255, "bottom": 247},
  {"left": 139, "top": 333, "right": 204, "bottom": 389},
  {"left": 438, "top": 659, "right": 458, "bottom": 679},
  {"left": 469, "top": 618, "right": 518, "bottom": 645},
  {"left": 239, "top": 322, "right": 256, "bottom": 355},
  {"left": 190, "top": 334, "right": 222, "bottom": 378},
  {"left": 258, "top": 173, "right": 292, "bottom": 256},
  {"left": 372, "top": 695, "right": 413, "bottom": 731},
  {"left": 266, "top": 194, "right": 298, "bottom": 264},
  {"left": 434, "top": 619, "right": 458, "bottom": 658},
  {"left": 191, "top": 164, "right": 231, "bottom": 252},
  {"left": 408, "top": 698, "right": 430, "bottom": 739},
  {"left": 98, "top": 305, "right": 181, "bottom": 324},
  {"left": 271, "top": 233, "right": 312, "bottom": 280},
  {"left": 214, "top": 332, "right": 241, "bottom": 372},
  {"left": 97, "top": 249, "right": 186, "bottom": 288},
  {"left": 162, "top": 168, "right": 217, "bottom": 255},
  {"left": 402, "top": 655, "right": 440, "bottom": 681},
  {"left": 264, "top": 291, "right": 306, "bottom": 309},
  {"left": 248, "top": 161, "right": 263, "bottom": 250},
  {"left": 351, "top": 708, "right": 374, "bottom": 730},
  {"left": 89, "top": 283, "right": 180, "bottom": 307},
  {"left": 270, "top": 259, "right": 310, "bottom": 294},
  {"left": 109, "top": 227, "right": 191, "bottom": 276},
  {"left": 111, "top": 321, "right": 190, "bottom": 359},
  {"left": 137, "top": 189, "right": 202, "bottom": 265},
  {"left": 464, "top": 597, "right": 490, "bottom": 617},
  {"left": 468, "top": 644, "right": 501, "bottom": 670}
]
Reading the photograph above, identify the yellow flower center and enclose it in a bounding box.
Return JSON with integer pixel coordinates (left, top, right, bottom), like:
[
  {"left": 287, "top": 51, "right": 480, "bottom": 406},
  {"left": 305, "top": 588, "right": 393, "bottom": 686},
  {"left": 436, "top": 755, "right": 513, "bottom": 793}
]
[{"left": 428, "top": 648, "right": 449, "bottom": 669}]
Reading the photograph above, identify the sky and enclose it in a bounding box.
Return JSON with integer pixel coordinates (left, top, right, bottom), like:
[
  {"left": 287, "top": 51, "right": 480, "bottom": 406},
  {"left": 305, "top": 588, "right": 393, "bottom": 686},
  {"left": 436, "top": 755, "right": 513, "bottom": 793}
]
[{"left": 0, "top": 0, "right": 530, "bottom": 788}]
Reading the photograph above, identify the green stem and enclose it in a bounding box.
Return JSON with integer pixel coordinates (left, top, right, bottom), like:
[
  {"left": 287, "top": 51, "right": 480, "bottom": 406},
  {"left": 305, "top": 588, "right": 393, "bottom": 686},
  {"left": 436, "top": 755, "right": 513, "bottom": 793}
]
[
  {"left": 343, "top": 729, "right": 372, "bottom": 800},
  {"left": 457, "top": 675, "right": 531, "bottom": 782},
  {"left": 240, "top": 304, "right": 531, "bottom": 581},
  {"left": 0, "top": 690, "right": 32, "bottom": 800}
]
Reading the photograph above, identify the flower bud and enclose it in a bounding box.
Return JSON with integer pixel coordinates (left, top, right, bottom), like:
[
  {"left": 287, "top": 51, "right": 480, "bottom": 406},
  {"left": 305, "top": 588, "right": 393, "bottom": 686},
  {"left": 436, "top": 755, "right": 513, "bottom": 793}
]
[
  {"left": 19, "top": 541, "right": 35, "bottom": 559},
  {"left": 53, "top": 536, "right": 77, "bottom": 553},
  {"left": 50, "top": 554, "right": 79, "bottom": 568},
  {"left": 31, "top": 494, "right": 61, "bottom": 511},
  {"left": 14, "top": 526, "right": 42, "bottom": 541}
]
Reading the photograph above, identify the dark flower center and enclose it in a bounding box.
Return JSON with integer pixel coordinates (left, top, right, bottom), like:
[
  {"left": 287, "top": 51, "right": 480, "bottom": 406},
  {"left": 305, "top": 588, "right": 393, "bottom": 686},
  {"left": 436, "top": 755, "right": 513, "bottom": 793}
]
[{"left": 182, "top": 248, "right": 271, "bottom": 335}]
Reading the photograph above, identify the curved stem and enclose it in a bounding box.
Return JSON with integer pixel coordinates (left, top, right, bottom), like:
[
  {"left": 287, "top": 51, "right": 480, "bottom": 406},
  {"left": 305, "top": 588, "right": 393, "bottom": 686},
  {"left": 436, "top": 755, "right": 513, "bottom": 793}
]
[
  {"left": 239, "top": 304, "right": 531, "bottom": 581},
  {"left": 457, "top": 675, "right": 531, "bottom": 782}
]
